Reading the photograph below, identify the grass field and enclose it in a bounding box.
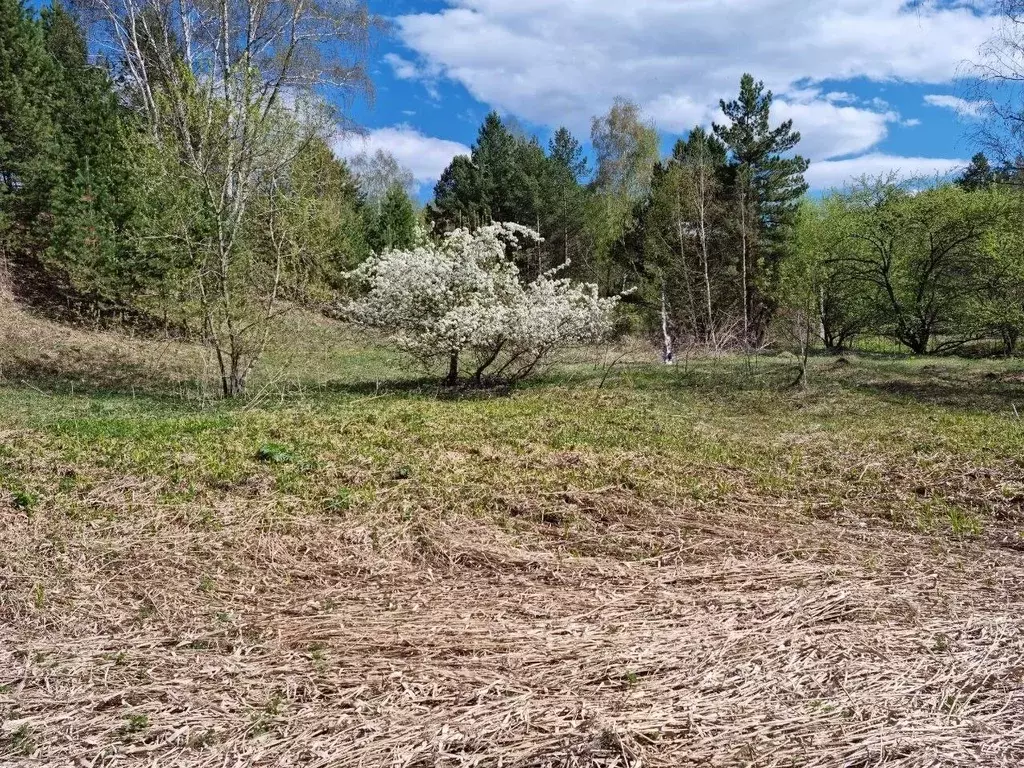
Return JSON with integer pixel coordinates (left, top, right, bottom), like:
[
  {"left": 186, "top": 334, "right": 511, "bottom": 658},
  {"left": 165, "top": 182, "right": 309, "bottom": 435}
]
[{"left": 2, "top": 300, "right": 1024, "bottom": 766}]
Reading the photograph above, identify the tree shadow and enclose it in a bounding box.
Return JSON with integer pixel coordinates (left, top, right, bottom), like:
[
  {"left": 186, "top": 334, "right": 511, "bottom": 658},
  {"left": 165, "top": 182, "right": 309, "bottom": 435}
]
[
  {"left": 848, "top": 374, "right": 1024, "bottom": 415},
  {"left": 2, "top": 355, "right": 208, "bottom": 405},
  {"left": 314, "top": 376, "right": 519, "bottom": 401}
]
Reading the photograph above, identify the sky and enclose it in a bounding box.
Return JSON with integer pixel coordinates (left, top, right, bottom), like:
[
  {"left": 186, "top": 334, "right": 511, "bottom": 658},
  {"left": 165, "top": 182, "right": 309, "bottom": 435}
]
[{"left": 336, "top": 0, "right": 1003, "bottom": 198}]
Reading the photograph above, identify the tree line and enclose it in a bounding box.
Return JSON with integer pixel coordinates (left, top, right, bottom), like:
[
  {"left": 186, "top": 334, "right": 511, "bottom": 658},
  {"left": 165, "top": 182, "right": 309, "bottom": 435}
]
[
  {"left": 428, "top": 79, "right": 810, "bottom": 355},
  {"left": 4, "top": 0, "right": 1024, "bottom": 396},
  {"left": 429, "top": 96, "right": 1024, "bottom": 362}
]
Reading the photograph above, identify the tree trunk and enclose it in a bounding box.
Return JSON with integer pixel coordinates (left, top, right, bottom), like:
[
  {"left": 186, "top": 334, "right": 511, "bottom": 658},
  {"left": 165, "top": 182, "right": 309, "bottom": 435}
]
[
  {"left": 739, "top": 184, "right": 749, "bottom": 343},
  {"left": 447, "top": 351, "right": 460, "bottom": 386},
  {"left": 219, "top": 352, "right": 247, "bottom": 398},
  {"left": 1002, "top": 326, "right": 1018, "bottom": 357},
  {"left": 661, "top": 282, "right": 674, "bottom": 364},
  {"left": 694, "top": 157, "right": 716, "bottom": 348}
]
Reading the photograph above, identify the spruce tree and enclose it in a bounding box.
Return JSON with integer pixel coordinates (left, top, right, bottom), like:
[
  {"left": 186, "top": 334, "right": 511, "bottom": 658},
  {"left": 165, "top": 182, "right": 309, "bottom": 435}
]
[{"left": 368, "top": 185, "right": 418, "bottom": 253}]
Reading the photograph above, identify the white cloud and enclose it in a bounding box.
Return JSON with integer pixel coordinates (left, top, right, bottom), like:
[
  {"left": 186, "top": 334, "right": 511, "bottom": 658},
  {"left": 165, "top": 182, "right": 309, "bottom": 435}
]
[
  {"left": 806, "top": 153, "right": 966, "bottom": 190},
  {"left": 645, "top": 93, "right": 715, "bottom": 135},
  {"left": 651, "top": 94, "right": 907, "bottom": 161},
  {"left": 384, "top": 53, "right": 420, "bottom": 81},
  {"left": 773, "top": 100, "right": 897, "bottom": 160},
  {"left": 333, "top": 126, "right": 470, "bottom": 187},
  {"left": 824, "top": 91, "right": 857, "bottom": 104},
  {"left": 384, "top": 52, "right": 442, "bottom": 99},
  {"left": 923, "top": 94, "right": 989, "bottom": 118},
  {"left": 395, "top": 0, "right": 997, "bottom": 154}
]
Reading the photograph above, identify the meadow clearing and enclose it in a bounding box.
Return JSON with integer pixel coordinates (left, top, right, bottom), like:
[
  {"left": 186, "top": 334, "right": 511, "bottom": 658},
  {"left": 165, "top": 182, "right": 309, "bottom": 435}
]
[{"left": 2, "top": 302, "right": 1023, "bottom": 766}]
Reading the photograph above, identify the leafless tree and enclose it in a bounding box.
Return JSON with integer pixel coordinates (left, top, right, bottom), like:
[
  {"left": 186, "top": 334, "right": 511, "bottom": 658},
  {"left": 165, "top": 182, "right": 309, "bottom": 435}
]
[
  {"left": 348, "top": 149, "right": 416, "bottom": 211},
  {"left": 967, "top": 0, "right": 1024, "bottom": 179}
]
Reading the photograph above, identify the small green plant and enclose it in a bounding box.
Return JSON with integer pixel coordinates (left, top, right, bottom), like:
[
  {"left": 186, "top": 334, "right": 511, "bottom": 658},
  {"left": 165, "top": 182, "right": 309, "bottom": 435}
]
[
  {"left": 10, "top": 724, "right": 34, "bottom": 756},
  {"left": 255, "top": 443, "right": 293, "bottom": 464},
  {"left": 307, "top": 641, "right": 327, "bottom": 661},
  {"left": 394, "top": 465, "right": 412, "bottom": 480},
  {"left": 324, "top": 488, "right": 353, "bottom": 513},
  {"left": 32, "top": 582, "right": 44, "bottom": 608},
  {"left": 11, "top": 489, "right": 35, "bottom": 512},
  {"left": 946, "top": 507, "right": 983, "bottom": 537},
  {"left": 198, "top": 574, "right": 215, "bottom": 593},
  {"left": 122, "top": 713, "right": 150, "bottom": 735}
]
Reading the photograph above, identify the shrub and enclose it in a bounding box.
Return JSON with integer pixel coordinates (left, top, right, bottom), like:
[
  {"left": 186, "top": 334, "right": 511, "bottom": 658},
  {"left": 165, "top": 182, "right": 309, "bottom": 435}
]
[{"left": 345, "top": 223, "right": 619, "bottom": 384}]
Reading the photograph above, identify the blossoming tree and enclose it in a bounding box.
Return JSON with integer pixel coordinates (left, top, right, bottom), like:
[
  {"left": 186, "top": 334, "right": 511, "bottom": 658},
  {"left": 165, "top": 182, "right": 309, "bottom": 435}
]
[{"left": 345, "top": 223, "right": 619, "bottom": 385}]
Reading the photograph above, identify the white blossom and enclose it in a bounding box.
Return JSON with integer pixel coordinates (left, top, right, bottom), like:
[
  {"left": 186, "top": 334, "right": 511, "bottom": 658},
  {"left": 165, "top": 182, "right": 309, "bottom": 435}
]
[{"left": 345, "top": 223, "right": 619, "bottom": 383}]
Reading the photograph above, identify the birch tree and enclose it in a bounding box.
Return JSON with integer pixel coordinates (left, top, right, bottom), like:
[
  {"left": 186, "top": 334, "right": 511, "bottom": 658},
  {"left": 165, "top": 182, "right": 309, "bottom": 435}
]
[
  {"left": 969, "top": 1, "right": 1024, "bottom": 179},
  {"left": 76, "top": 0, "right": 378, "bottom": 395}
]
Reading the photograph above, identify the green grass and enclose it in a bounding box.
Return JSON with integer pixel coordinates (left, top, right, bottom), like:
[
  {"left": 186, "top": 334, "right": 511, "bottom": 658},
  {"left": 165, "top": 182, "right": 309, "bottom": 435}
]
[{"left": 2, "top": 340, "right": 1022, "bottom": 542}]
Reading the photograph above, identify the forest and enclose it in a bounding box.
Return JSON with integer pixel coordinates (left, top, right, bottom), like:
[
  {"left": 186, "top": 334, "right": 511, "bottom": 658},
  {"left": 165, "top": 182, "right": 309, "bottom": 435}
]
[{"left": 2, "top": 0, "right": 1024, "bottom": 765}]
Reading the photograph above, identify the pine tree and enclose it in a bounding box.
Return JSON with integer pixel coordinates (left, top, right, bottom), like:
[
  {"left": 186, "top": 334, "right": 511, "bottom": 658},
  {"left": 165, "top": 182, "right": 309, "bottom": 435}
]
[
  {"left": 957, "top": 152, "right": 995, "bottom": 191},
  {"left": 541, "top": 128, "right": 590, "bottom": 276},
  {"left": 431, "top": 155, "right": 485, "bottom": 231},
  {"left": 0, "top": 0, "right": 60, "bottom": 259},
  {"left": 548, "top": 127, "right": 589, "bottom": 182},
  {"left": 713, "top": 73, "right": 809, "bottom": 341},
  {"left": 48, "top": 157, "right": 120, "bottom": 307},
  {"left": 473, "top": 112, "right": 518, "bottom": 222},
  {"left": 40, "top": 3, "right": 141, "bottom": 314},
  {"left": 43, "top": 3, "right": 126, "bottom": 175},
  {"left": 430, "top": 112, "right": 550, "bottom": 234}
]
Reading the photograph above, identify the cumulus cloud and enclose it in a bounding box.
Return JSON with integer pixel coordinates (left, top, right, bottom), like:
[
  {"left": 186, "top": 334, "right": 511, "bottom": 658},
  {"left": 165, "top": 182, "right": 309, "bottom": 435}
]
[
  {"left": 805, "top": 153, "right": 966, "bottom": 191},
  {"left": 394, "top": 0, "right": 996, "bottom": 151},
  {"left": 333, "top": 126, "right": 470, "bottom": 187},
  {"left": 772, "top": 100, "right": 898, "bottom": 160},
  {"left": 923, "top": 94, "right": 990, "bottom": 118}
]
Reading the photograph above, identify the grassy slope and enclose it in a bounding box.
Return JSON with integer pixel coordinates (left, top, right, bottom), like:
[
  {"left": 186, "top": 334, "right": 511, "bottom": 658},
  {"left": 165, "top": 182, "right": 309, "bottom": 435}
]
[{"left": 1, "top": 300, "right": 1024, "bottom": 765}]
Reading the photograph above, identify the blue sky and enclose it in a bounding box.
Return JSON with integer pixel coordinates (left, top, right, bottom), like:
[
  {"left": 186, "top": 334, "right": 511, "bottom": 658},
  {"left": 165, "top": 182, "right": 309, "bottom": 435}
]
[
  {"left": 337, "top": 0, "right": 999, "bottom": 197},
  {"left": 35, "top": 0, "right": 997, "bottom": 196}
]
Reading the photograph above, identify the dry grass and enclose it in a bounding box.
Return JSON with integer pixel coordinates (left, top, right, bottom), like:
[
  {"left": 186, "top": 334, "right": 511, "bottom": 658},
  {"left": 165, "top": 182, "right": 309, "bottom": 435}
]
[
  {"left": 0, "top": 292, "right": 205, "bottom": 396},
  {"left": 1, "top": 296, "right": 1024, "bottom": 766},
  {"left": 2, "top": 485, "right": 1022, "bottom": 766}
]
